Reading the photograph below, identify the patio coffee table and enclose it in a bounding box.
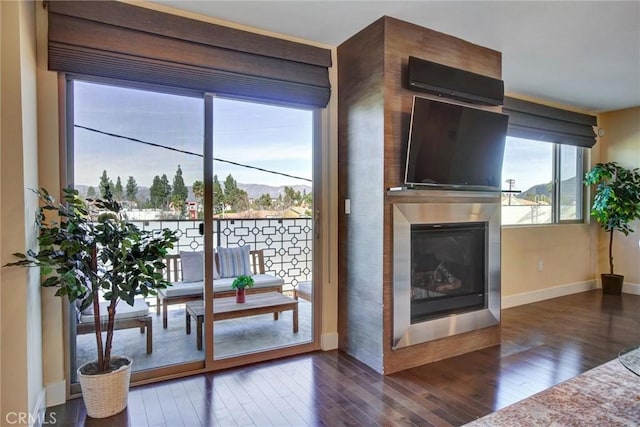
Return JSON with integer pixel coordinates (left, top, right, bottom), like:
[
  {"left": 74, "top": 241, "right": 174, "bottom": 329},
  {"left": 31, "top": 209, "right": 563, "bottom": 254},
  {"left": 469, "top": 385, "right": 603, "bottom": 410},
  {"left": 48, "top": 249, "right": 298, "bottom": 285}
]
[{"left": 185, "top": 292, "right": 299, "bottom": 350}]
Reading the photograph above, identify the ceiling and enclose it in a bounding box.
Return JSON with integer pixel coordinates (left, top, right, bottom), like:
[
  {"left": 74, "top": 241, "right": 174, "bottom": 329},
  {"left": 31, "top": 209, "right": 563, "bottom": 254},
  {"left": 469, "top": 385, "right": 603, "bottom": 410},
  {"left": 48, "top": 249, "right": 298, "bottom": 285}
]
[{"left": 153, "top": 1, "right": 640, "bottom": 113}]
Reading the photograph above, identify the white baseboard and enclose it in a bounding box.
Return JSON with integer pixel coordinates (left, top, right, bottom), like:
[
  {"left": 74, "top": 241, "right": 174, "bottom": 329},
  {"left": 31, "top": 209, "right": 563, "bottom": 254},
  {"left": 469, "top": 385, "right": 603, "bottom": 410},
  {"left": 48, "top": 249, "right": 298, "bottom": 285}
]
[
  {"left": 30, "top": 388, "right": 46, "bottom": 427},
  {"left": 321, "top": 332, "right": 339, "bottom": 350},
  {"left": 623, "top": 282, "right": 640, "bottom": 295},
  {"left": 502, "top": 280, "right": 597, "bottom": 309},
  {"left": 45, "top": 380, "right": 66, "bottom": 407}
]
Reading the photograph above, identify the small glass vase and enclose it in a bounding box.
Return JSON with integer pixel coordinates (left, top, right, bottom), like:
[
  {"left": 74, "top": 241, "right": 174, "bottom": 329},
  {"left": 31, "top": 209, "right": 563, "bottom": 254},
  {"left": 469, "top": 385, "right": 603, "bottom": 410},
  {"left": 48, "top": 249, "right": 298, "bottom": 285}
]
[{"left": 236, "top": 288, "right": 246, "bottom": 303}]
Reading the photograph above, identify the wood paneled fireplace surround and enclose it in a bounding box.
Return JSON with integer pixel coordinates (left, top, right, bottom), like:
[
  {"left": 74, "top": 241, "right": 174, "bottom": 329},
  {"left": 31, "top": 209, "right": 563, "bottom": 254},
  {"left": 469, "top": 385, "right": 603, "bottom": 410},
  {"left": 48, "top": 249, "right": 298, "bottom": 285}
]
[{"left": 338, "top": 16, "right": 502, "bottom": 375}]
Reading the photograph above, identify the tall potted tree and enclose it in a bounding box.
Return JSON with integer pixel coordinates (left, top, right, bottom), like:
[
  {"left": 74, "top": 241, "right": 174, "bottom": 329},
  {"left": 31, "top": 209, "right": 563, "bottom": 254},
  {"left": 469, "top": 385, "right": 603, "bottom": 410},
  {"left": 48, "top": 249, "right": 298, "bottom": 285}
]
[
  {"left": 4, "top": 188, "right": 177, "bottom": 417},
  {"left": 584, "top": 162, "right": 640, "bottom": 295}
]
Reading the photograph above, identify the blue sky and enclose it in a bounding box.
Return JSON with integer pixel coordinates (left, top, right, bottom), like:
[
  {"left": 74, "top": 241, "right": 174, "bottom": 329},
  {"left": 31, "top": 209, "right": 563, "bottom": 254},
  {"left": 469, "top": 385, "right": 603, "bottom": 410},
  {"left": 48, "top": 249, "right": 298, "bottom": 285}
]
[
  {"left": 501, "top": 136, "right": 578, "bottom": 192},
  {"left": 501, "top": 136, "right": 553, "bottom": 192},
  {"left": 74, "top": 81, "right": 313, "bottom": 190}
]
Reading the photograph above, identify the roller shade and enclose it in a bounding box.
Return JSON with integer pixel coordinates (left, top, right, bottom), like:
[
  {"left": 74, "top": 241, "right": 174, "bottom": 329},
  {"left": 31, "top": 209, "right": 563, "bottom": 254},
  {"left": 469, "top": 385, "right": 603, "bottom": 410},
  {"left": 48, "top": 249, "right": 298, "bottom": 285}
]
[
  {"left": 47, "top": 1, "right": 332, "bottom": 107},
  {"left": 503, "top": 97, "right": 597, "bottom": 148}
]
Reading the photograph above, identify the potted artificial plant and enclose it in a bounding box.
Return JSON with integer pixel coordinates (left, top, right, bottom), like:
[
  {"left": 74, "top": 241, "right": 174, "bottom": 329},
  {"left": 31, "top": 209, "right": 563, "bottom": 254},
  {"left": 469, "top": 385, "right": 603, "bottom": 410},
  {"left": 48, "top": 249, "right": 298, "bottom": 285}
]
[
  {"left": 4, "top": 188, "right": 177, "bottom": 418},
  {"left": 231, "top": 275, "right": 254, "bottom": 303},
  {"left": 584, "top": 162, "right": 640, "bottom": 295}
]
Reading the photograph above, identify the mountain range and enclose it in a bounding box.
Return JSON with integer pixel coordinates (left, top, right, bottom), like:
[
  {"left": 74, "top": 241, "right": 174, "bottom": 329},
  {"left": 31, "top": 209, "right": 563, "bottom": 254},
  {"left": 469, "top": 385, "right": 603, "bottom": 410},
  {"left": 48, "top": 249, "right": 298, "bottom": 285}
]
[{"left": 515, "top": 176, "right": 578, "bottom": 202}]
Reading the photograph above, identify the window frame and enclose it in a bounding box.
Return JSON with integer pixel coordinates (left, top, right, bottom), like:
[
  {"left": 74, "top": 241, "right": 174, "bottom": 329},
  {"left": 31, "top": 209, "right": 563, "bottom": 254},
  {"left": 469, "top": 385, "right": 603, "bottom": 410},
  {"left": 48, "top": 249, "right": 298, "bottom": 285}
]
[
  {"left": 553, "top": 142, "right": 586, "bottom": 224},
  {"left": 553, "top": 143, "right": 587, "bottom": 224}
]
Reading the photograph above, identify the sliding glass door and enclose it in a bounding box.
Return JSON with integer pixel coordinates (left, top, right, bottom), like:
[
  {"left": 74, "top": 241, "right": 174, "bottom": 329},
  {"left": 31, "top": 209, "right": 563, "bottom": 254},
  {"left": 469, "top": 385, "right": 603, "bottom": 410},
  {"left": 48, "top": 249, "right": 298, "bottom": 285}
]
[
  {"left": 68, "top": 78, "right": 318, "bottom": 386},
  {"left": 207, "top": 96, "right": 315, "bottom": 361}
]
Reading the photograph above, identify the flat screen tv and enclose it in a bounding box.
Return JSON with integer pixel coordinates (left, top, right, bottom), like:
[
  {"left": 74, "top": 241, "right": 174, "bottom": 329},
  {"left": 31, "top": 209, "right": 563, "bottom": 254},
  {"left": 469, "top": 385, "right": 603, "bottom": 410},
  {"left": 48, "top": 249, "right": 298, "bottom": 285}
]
[{"left": 404, "top": 96, "right": 509, "bottom": 190}]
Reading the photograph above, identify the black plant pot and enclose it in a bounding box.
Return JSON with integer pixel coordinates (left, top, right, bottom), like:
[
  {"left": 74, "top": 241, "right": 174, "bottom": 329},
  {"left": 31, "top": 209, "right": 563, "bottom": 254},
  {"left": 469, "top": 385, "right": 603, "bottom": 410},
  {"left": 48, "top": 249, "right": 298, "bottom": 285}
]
[{"left": 601, "top": 273, "right": 624, "bottom": 295}]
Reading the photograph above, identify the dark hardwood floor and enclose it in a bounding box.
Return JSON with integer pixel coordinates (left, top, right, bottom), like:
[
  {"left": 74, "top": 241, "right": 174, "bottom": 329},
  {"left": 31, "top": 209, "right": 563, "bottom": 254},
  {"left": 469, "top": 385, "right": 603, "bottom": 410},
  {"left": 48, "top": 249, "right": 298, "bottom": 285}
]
[{"left": 49, "top": 290, "right": 640, "bottom": 426}]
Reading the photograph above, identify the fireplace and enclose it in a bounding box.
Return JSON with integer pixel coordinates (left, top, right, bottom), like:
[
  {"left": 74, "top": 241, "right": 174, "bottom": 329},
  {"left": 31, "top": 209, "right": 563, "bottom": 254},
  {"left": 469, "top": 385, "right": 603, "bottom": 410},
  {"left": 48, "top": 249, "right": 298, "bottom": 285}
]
[
  {"left": 411, "top": 222, "right": 487, "bottom": 323},
  {"left": 392, "top": 190, "right": 500, "bottom": 350}
]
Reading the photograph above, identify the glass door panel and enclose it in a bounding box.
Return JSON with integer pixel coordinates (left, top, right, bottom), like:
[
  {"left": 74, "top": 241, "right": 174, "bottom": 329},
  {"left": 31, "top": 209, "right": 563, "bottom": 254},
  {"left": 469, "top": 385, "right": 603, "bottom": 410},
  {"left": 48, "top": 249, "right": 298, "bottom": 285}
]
[
  {"left": 208, "top": 97, "right": 315, "bottom": 359},
  {"left": 70, "top": 80, "right": 205, "bottom": 381}
]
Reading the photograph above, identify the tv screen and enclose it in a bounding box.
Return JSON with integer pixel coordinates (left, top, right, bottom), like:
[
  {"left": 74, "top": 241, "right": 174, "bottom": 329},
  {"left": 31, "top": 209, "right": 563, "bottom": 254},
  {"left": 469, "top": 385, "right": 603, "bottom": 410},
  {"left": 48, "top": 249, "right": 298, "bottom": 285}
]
[{"left": 405, "top": 96, "right": 508, "bottom": 190}]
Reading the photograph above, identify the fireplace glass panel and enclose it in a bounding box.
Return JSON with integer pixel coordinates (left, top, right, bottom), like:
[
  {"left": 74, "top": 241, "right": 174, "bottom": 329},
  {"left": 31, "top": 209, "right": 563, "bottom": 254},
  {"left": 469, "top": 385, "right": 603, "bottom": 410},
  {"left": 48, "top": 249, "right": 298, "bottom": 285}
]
[{"left": 411, "top": 222, "right": 487, "bottom": 323}]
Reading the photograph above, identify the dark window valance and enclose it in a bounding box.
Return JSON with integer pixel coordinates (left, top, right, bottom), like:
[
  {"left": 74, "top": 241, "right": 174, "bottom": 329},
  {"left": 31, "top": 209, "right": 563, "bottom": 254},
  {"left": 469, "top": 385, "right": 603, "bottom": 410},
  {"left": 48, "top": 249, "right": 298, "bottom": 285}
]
[
  {"left": 503, "top": 97, "right": 597, "bottom": 148},
  {"left": 47, "top": 1, "right": 332, "bottom": 107}
]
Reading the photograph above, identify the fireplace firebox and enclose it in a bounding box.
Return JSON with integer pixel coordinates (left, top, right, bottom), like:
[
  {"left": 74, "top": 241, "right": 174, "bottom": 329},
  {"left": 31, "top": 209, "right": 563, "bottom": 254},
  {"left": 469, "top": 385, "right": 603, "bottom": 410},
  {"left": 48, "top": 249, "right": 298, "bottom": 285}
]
[
  {"left": 391, "top": 190, "right": 501, "bottom": 350},
  {"left": 411, "top": 222, "right": 487, "bottom": 323}
]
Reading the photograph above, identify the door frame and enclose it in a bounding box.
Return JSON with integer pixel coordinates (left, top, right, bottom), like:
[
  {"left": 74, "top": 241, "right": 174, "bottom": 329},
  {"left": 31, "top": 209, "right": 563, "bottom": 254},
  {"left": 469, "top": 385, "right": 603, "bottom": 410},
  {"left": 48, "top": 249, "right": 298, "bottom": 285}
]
[{"left": 62, "top": 77, "right": 323, "bottom": 396}]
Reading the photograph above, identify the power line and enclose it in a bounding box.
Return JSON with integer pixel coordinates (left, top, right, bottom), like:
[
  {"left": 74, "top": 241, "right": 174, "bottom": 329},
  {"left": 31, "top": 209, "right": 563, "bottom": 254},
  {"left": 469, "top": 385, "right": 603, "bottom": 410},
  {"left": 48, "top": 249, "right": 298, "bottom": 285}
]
[{"left": 74, "top": 124, "right": 312, "bottom": 183}]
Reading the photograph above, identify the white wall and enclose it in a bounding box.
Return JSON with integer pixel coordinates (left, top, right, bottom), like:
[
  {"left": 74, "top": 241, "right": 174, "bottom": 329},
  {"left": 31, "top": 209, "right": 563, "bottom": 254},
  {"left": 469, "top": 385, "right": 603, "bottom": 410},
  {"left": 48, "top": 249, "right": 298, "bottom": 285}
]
[
  {"left": 597, "top": 107, "right": 640, "bottom": 293},
  {"left": 1, "top": 0, "right": 45, "bottom": 424},
  {"left": 36, "top": 2, "right": 67, "bottom": 408},
  {"left": 501, "top": 224, "right": 598, "bottom": 307}
]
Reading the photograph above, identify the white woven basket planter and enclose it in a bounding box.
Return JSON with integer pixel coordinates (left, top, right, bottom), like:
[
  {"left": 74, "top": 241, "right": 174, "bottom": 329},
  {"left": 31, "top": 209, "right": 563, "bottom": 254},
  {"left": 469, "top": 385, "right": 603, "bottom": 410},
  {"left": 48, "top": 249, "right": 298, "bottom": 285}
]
[{"left": 77, "top": 356, "right": 132, "bottom": 418}]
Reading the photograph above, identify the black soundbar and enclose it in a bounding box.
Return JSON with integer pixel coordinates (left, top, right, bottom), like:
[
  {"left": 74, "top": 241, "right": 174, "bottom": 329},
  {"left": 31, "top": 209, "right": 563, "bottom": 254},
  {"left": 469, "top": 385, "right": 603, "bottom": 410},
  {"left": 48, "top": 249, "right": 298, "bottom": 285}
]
[{"left": 408, "top": 56, "right": 504, "bottom": 106}]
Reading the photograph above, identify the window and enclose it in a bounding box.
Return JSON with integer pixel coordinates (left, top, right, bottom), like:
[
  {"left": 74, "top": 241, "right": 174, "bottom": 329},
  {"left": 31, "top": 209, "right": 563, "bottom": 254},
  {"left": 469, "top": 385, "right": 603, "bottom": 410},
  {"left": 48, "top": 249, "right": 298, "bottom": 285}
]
[
  {"left": 500, "top": 96, "right": 596, "bottom": 226},
  {"left": 501, "top": 136, "right": 584, "bottom": 225}
]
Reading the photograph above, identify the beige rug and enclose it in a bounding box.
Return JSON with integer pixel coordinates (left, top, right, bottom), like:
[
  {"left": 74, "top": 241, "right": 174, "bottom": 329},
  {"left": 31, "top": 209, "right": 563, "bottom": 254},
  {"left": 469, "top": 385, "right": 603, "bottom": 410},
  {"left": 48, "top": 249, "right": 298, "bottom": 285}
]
[{"left": 466, "top": 351, "right": 640, "bottom": 426}]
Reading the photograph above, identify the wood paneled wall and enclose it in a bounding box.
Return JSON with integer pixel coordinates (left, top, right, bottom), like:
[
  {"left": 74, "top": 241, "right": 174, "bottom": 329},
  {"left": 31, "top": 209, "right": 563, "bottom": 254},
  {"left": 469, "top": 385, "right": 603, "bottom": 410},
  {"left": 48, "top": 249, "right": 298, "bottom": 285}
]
[
  {"left": 337, "top": 19, "right": 386, "bottom": 372},
  {"left": 338, "top": 16, "right": 502, "bottom": 374}
]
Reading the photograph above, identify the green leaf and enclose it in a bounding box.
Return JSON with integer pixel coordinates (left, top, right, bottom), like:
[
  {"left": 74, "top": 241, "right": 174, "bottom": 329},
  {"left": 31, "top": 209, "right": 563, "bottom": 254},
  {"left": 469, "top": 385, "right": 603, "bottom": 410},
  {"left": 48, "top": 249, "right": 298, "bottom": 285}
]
[
  {"left": 42, "top": 276, "right": 59, "bottom": 287},
  {"left": 585, "top": 162, "right": 640, "bottom": 274}
]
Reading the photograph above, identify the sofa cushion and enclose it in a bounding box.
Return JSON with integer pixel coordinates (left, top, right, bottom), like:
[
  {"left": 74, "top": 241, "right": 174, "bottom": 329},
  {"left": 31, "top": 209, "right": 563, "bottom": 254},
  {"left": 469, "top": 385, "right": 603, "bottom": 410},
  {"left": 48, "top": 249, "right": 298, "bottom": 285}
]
[
  {"left": 298, "top": 281, "right": 312, "bottom": 296},
  {"left": 180, "top": 251, "right": 203, "bottom": 282},
  {"left": 212, "top": 254, "right": 220, "bottom": 279},
  {"left": 79, "top": 298, "right": 149, "bottom": 323},
  {"left": 217, "top": 245, "right": 252, "bottom": 278},
  {"left": 160, "top": 281, "right": 204, "bottom": 298},
  {"left": 179, "top": 250, "right": 221, "bottom": 281}
]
